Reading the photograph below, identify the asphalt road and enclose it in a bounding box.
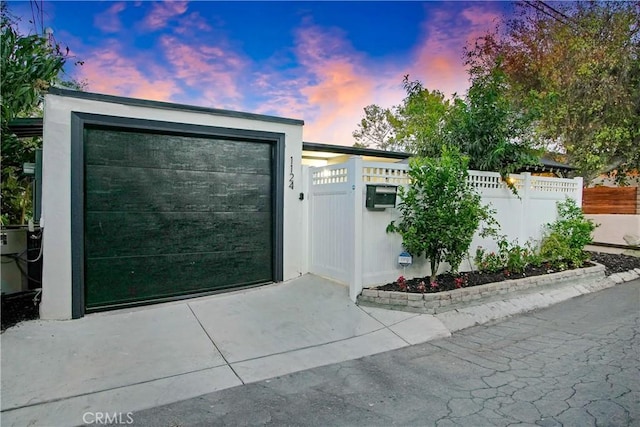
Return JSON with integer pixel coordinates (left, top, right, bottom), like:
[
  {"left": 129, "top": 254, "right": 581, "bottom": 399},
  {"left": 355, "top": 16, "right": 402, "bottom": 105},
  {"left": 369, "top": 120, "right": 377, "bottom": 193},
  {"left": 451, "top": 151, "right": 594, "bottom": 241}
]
[{"left": 129, "top": 280, "right": 639, "bottom": 427}]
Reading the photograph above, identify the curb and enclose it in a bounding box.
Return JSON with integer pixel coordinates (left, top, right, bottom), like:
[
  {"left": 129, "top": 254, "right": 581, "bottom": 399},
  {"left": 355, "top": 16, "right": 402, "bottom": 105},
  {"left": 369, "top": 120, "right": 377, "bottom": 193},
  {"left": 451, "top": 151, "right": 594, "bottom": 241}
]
[
  {"left": 357, "top": 265, "right": 639, "bottom": 334},
  {"left": 608, "top": 268, "right": 640, "bottom": 284},
  {"left": 358, "top": 263, "right": 607, "bottom": 314}
]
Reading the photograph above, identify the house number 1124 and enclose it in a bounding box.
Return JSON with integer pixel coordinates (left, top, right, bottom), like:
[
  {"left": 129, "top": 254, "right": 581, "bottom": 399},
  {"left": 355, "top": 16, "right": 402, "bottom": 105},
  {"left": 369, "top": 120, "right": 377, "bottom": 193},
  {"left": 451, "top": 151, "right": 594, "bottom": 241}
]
[{"left": 289, "top": 156, "right": 294, "bottom": 189}]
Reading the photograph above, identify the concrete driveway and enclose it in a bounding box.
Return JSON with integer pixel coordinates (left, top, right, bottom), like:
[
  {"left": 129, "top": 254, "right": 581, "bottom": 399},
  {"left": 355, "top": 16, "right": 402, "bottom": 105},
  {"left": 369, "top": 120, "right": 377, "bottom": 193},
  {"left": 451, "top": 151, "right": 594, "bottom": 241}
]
[
  {"left": 1, "top": 274, "right": 449, "bottom": 427},
  {"left": 131, "top": 279, "right": 640, "bottom": 427}
]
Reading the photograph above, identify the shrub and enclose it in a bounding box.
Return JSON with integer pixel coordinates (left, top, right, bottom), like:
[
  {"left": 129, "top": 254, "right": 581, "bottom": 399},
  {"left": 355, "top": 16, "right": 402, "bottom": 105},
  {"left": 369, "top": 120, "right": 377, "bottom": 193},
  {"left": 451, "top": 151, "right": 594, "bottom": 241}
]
[
  {"left": 540, "top": 198, "right": 596, "bottom": 268},
  {"left": 475, "top": 236, "right": 538, "bottom": 275},
  {"left": 525, "top": 240, "right": 544, "bottom": 268},
  {"left": 475, "top": 247, "right": 503, "bottom": 273},
  {"left": 539, "top": 232, "right": 572, "bottom": 270},
  {"left": 387, "top": 146, "right": 494, "bottom": 282},
  {"left": 505, "top": 241, "right": 530, "bottom": 274}
]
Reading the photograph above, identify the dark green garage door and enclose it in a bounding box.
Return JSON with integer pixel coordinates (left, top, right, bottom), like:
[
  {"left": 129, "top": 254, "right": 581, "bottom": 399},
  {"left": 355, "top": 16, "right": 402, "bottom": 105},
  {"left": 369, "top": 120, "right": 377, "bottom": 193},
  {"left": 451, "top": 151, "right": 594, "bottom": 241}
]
[{"left": 83, "top": 127, "right": 274, "bottom": 310}]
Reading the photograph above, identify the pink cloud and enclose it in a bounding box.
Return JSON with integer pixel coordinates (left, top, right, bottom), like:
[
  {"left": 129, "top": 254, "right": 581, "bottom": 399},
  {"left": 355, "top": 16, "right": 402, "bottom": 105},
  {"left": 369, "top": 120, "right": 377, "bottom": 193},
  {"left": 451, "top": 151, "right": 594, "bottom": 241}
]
[
  {"left": 461, "top": 7, "right": 501, "bottom": 29},
  {"left": 141, "top": 1, "right": 188, "bottom": 31},
  {"left": 260, "top": 5, "right": 504, "bottom": 145},
  {"left": 408, "top": 4, "right": 503, "bottom": 98},
  {"left": 69, "top": 17, "right": 246, "bottom": 111},
  {"left": 73, "top": 4, "right": 505, "bottom": 148},
  {"left": 252, "top": 73, "right": 310, "bottom": 119},
  {"left": 159, "top": 36, "right": 247, "bottom": 107},
  {"left": 94, "top": 3, "right": 126, "bottom": 33},
  {"left": 175, "top": 12, "right": 212, "bottom": 35},
  {"left": 76, "top": 42, "right": 181, "bottom": 102},
  {"left": 254, "top": 23, "right": 405, "bottom": 144}
]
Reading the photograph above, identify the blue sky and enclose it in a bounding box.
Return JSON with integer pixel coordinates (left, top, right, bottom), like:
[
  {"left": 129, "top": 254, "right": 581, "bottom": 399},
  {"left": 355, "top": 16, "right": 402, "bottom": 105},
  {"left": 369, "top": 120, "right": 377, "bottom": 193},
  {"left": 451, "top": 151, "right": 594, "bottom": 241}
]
[{"left": 8, "top": 1, "right": 513, "bottom": 144}]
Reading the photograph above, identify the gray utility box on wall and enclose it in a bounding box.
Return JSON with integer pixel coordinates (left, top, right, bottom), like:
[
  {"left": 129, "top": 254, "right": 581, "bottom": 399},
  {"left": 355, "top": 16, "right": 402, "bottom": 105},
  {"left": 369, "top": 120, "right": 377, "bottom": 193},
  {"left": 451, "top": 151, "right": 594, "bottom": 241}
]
[
  {"left": 1, "top": 228, "right": 28, "bottom": 294},
  {"left": 365, "top": 184, "right": 398, "bottom": 209}
]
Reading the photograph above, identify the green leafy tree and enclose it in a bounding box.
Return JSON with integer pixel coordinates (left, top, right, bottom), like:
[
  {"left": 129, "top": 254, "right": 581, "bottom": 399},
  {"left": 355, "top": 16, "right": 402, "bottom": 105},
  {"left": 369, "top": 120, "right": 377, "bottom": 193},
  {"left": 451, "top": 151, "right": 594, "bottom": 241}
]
[
  {"left": 352, "top": 104, "right": 398, "bottom": 151},
  {"left": 353, "top": 71, "right": 540, "bottom": 184},
  {"left": 352, "top": 77, "right": 451, "bottom": 155},
  {"left": 443, "top": 64, "right": 542, "bottom": 177},
  {"left": 467, "top": 1, "right": 640, "bottom": 181},
  {"left": 387, "top": 146, "right": 494, "bottom": 282},
  {"left": 1, "top": 4, "right": 78, "bottom": 224},
  {"left": 391, "top": 76, "right": 450, "bottom": 157}
]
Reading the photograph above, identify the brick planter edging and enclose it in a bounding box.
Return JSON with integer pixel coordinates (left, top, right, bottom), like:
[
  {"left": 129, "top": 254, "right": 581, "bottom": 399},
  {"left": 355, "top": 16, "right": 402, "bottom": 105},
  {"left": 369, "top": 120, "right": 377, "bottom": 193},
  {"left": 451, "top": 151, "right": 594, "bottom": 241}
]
[{"left": 358, "top": 263, "right": 607, "bottom": 314}]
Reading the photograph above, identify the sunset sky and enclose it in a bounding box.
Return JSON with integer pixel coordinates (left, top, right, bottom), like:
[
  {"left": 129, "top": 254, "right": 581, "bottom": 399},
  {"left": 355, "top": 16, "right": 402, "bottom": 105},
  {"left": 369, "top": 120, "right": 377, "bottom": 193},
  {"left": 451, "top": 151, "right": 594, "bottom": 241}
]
[{"left": 9, "top": 1, "right": 512, "bottom": 145}]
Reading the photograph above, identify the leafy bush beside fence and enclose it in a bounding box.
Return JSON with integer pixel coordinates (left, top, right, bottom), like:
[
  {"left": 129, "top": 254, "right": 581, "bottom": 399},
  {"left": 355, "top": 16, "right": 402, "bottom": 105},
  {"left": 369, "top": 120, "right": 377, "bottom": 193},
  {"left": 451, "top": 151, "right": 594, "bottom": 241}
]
[
  {"left": 386, "top": 146, "right": 495, "bottom": 282},
  {"left": 475, "top": 198, "right": 597, "bottom": 274},
  {"left": 539, "top": 198, "right": 597, "bottom": 269}
]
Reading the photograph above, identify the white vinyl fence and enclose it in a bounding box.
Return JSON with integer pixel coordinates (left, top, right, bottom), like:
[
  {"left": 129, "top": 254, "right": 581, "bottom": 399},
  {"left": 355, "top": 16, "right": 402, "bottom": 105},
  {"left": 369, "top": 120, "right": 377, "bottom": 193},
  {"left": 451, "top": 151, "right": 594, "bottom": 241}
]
[{"left": 307, "top": 156, "right": 583, "bottom": 301}]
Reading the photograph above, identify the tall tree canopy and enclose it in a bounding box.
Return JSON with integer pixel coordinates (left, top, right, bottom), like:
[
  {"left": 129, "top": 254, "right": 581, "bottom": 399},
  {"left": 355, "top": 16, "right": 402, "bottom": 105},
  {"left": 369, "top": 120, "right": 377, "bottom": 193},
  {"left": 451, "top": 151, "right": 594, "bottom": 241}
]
[
  {"left": 353, "top": 70, "right": 540, "bottom": 183},
  {"left": 442, "top": 63, "right": 541, "bottom": 175},
  {"left": 1, "top": 3, "right": 79, "bottom": 224},
  {"left": 390, "top": 76, "right": 450, "bottom": 157},
  {"left": 467, "top": 1, "right": 640, "bottom": 181},
  {"left": 352, "top": 77, "right": 450, "bottom": 156},
  {"left": 352, "top": 104, "right": 397, "bottom": 150}
]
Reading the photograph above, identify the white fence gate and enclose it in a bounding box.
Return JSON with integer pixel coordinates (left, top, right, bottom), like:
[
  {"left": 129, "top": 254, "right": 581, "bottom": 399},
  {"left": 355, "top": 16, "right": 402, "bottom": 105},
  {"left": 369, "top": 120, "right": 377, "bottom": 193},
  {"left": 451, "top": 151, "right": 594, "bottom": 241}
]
[{"left": 307, "top": 157, "right": 583, "bottom": 301}]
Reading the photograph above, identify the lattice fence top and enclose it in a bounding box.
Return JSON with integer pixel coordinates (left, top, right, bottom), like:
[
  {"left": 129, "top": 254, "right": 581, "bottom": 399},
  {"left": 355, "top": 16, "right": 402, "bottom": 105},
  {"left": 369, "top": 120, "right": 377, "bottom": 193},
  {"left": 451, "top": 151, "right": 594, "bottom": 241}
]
[
  {"left": 466, "top": 171, "right": 523, "bottom": 191},
  {"left": 362, "top": 166, "right": 409, "bottom": 184},
  {"left": 312, "top": 167, "right": 348, "bottom": 185},
  {"left": 311, "top": 161, "right": 580, "bottom": 195},
  {"left": 530, "top": 177, "right": 579, "bottom": 193},
  {"left": 468, "top": 172, "right": 504, "bottom": 189}
]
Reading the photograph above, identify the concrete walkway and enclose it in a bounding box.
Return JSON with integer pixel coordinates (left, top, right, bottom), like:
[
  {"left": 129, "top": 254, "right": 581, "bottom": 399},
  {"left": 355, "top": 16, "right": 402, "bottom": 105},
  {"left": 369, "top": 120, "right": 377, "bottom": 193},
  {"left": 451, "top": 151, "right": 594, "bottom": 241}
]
[
  {"left": 1, "top": 275, "right": 449, "bottom": 427},
  {"left": 0, "top": 271, "right": 631, "bottom": 427}
]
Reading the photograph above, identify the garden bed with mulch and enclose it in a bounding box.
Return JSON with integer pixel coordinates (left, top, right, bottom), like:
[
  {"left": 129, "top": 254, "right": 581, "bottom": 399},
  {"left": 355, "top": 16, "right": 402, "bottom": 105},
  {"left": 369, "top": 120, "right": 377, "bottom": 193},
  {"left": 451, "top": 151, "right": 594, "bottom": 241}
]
[
  {"left": 376, "top": 250, "right": 639, "bottom": 294},
  {"left": 588, "top": 251, "right": 640, "bottom": 275},
  {"left": 377, "top": 263, "right": 593, "bottom": 293}
]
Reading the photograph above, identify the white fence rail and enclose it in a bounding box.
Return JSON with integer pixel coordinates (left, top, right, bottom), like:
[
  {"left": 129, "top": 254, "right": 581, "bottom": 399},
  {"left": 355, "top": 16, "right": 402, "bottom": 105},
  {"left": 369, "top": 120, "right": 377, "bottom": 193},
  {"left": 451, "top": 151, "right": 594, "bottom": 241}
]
[{"left": 307, "top": 157, "right": 583, "bottom": 301}]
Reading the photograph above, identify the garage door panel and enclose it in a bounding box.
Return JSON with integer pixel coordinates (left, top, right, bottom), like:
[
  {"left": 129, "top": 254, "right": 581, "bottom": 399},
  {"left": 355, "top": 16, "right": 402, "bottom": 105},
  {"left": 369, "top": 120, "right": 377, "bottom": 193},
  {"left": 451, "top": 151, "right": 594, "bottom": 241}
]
[
  {"left": 83, "top": 125, "right": 277, "bottom": 310},
  {"left": 86, "top": 167, "right": 271, "bottom": 213},
  {"left": 85, "top": 211, "right": 272, "bottom": 258},
  {"left": 85, "top": 130, "right": 272, "bottom": 174},
  {"left": 85, "top": 250, "right": 273, "bottom": 309}
]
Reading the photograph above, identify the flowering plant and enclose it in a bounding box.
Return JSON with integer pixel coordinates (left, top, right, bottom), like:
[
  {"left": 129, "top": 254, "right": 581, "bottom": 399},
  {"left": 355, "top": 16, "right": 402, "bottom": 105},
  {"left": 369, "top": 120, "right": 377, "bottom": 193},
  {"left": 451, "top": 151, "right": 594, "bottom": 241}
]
[{"left": 397, "top": 276, "right": 407, "bottom": 291}]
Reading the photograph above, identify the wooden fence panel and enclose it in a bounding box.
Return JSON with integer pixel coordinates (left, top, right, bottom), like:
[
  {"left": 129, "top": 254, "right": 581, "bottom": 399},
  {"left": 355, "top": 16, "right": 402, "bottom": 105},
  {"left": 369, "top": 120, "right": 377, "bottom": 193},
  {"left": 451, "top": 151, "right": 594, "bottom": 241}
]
[{"left": 582, "top": 187, "right": 639, "bottom": 214}]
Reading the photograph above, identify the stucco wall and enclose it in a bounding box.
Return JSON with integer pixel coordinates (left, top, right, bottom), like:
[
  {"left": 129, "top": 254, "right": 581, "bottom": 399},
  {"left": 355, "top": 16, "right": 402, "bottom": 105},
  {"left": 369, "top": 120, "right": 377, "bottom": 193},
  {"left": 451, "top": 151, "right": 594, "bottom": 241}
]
[
  {"left": 41, "top": 92, "right": 305, "bottom": 319},
  {"left": 585, "top": 214, "right": 640, "bottom": 246}
]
